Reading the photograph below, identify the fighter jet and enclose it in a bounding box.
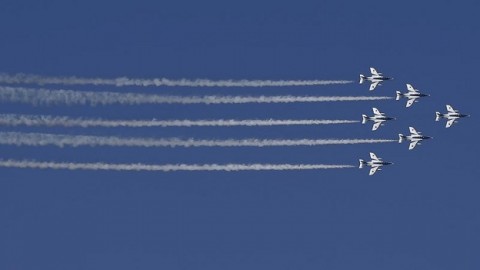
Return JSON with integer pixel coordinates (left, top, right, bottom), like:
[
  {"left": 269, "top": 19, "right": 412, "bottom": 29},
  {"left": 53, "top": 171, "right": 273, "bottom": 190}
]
[
  {"left": 396, "top": 84, "right": 430, "bottom": 107},
  {"left": 362, "top": 107, "right": 395, "bottom": 131},
  {"left": 359, "top": 152, "right": 393, "bottom": 176},
  {"left": 435, "top": 105, "right": 470, "bottom": 128},
  {"left": 399, "top": 127, "right": 432, "bottom": 150},
  {"left": 359, "top": 67, "right": 393, "bottom": 91}
]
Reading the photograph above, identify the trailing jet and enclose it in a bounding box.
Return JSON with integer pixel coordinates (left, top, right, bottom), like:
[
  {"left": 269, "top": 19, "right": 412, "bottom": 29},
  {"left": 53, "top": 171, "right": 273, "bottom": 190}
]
[
  {"left": 399, "top": 127, "right": 432, "bottom": 150},
  {"left": 396, "top": 84, "right": 430, "bottom": 107},
  {"left": 359, "top": 152, "right": 393, "bottom": 176},
  {"left": 435, "top": 105, "right": 470, "bottom": 128},
  {"left": 362, "top": 107, "right": 395, "bottom": 131},
  {"left": 359, "top": 67, "right": 393, "bottom": 91}
]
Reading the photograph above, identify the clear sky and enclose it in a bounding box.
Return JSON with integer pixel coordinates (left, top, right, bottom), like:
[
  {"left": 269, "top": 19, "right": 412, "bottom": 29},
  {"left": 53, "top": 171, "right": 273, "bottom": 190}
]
[{"left": 0, "top": 0, "right": 479, "bottom": 269}]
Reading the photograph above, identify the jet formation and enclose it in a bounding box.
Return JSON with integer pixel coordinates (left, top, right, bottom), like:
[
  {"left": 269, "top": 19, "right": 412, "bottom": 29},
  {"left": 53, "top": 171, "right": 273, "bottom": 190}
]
[{"left": 357, "top": 67, "right": 469, "bottom": 175}]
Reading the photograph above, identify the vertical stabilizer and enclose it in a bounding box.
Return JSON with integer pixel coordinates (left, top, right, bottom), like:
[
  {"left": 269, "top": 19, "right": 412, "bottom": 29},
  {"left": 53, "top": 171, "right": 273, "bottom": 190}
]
[
  {"left": 398, "top": 134, "right": 405, "bottom": 143},
  {"left": 435, "top": 112, "right": 442, "bottom": 121}
]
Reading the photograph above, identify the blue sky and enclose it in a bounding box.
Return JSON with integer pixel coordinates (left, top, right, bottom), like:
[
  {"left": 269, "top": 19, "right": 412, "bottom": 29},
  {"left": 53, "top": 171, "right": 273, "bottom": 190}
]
[{"left": 0, "top": 0, "right": 479, "bottom": 269}]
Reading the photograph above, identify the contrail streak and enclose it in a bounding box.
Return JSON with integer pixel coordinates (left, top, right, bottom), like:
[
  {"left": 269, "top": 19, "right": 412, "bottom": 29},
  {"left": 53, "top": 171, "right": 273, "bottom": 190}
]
[
  {"left": 0, "top": 86, "right": 392, "bottom": 106},
  {"left": 0, "top": 73, "right": 353, "bottom": 87},
  {"left": 0, "top": 132, "right": 396, "bottom": 148},
  {"left": 0, "top": 159, "right": 354, "bottom": 171},
  {"left": 0, "top": 114, "right": 359, "bottom": 128}
]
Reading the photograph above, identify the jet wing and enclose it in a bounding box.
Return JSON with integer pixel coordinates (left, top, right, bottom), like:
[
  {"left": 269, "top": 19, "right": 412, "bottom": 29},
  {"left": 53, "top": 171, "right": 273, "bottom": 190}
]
[
  {"left": 406, "top": 98, "right": 416, "bottom": 107},
  {"left": 446, "top": 105, "right": 457, "bottom": 113},
  {"left": 409, "top": 127, "right": 419, "bottom": 135},
  {"left": 369, "top": 152, "right": 380, "bottom": 161},
  {"left": 446, "top": 119, "right": 455, "bottom": 128},
  {"left": 370, "top": 67, "right": 379, "bottom": 75},
  {"left": 406, "top": 84, "right": 418, "bottom": 93},
  {"left": 369, "top": 166, "right": 380, "bottom": 176},
  {"left": 409, "top": 141, "right": 419, "bottom": 150},
  {"left": 372, "top": 107, "right": 383, "bottom": 115},
  {"left": 369, "top": 81, "right": 380, "bottom": 91},
  {"left": 372, "top": 121, "right": 382, "bottom": 131}
]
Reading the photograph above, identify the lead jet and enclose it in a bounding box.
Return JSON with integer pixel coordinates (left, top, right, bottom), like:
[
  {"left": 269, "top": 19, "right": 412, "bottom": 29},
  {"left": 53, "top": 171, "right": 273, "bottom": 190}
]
[
  {"left": 359, "top": 67, "right": 393, "bottom": 91},
  {"left": 399, "top": 127, "right": 432, "bottom": 150},
  {"left": 359, "top": 152, "right": 393, "bottom": 176},
  {"left": 362, "top": 107, "right": 395, "bottom": 131},
  {"left": 435, "top": 105, "right": 470, "bottom": 128},
  {"left": 396, "top": 84, "right": 430, "bottom": 107}
]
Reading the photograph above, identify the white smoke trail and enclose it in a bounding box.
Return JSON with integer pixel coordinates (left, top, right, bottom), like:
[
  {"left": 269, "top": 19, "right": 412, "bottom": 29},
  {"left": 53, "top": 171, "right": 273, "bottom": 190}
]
[
  {"left": 0, "top": 132, "right": 396, "bottom": 148},
  {"left": 0, "top": 86, "right": 393, "bottom": 106},
  {"left": 0, "top": 159, "right": 355, "bottom": 171},
  {"left": 0, "top": 114, "right": 359, "bottom": 128},
  {"left": 0, "top": 73, "right": 352, "bottom": 87}
]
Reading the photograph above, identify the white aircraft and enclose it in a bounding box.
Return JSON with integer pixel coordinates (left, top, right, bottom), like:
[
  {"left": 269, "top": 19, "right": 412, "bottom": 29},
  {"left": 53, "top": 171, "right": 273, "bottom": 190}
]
[
  {"left": 359, "top": 152, "right": 393, "bottom": 176},
  {"left": 399, "top": 127, "right": 432, "bottom": 150},
  {"left": 396, "top": 84, "right": 430, "bottom": 107},
  {"left": 435, "top": 105, "right": 469, "bottom": 128},
  {"left": 362, "top": 107, "right": 395, "bottom": 131},
  {"left": 359, "top": 67, "right": 393, "bottom": 91}
]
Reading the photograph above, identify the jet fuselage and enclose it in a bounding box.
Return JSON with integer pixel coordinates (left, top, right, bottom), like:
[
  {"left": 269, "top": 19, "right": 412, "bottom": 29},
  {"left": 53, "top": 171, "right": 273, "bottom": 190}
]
[
  {"left": 368, "top": 160, "right": 393, "bottom": 167},
  {"left": 366, "top": 115, "right": 395, "bottom": 122},
  {"left": 403, "top": 92, "right": 429, "bottom": 98},
  {"left": 365, "top": 75, "right": 392, "bottom": 82},
  {"left": 406, "top": 134, "right": 432, "bottom": 141},
  {"left": 442, "top": 112, "right": 469, "bottom": 119}
]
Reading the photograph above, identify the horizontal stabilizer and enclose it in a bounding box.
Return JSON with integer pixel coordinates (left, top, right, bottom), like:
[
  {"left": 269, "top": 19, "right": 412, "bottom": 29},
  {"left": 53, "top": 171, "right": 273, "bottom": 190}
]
[
  {"left": 362, "top": 114, "right": 368, "bottom": 124},
  {"left": 395, "top": 91, "right": 402, "bottom": 101},
  {"left": 359, "top": 159, "right": 365, "bottom": 169}
]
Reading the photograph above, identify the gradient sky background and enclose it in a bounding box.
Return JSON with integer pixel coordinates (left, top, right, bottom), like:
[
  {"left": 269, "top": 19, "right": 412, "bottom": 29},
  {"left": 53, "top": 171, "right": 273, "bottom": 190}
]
[{"left": 0, "top": 0, "right": 479, "bottom": 269}]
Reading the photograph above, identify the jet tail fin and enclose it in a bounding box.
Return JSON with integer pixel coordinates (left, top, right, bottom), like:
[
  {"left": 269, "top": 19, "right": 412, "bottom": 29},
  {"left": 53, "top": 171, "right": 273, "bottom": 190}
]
[
  {"left": 395, "top": 91, "right": 402, "bottom": 101},
  {"left": 359, "top": 159, "right": 365, "bottom": 169},
  {"left": 398, "top": 134, "right": 405, "bottom": 143},
  {"left": 361, "top": 114, "right": 368, "bottom": 124},
  {"left": 435, "top": 112, "right": 442, "bottom": 121},
  {"left": 359, "top": 74, "right": 365, "bottom": 84}
]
